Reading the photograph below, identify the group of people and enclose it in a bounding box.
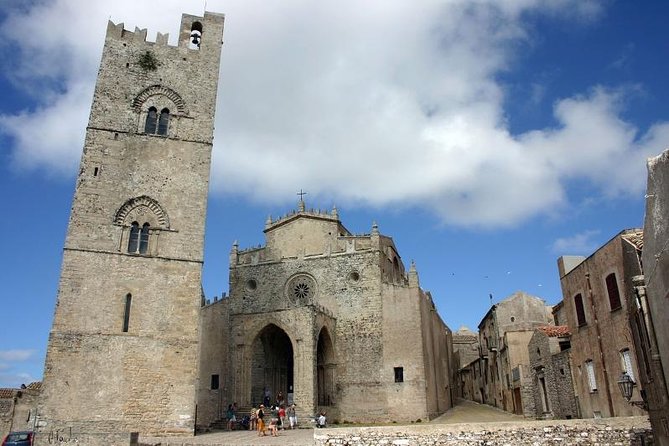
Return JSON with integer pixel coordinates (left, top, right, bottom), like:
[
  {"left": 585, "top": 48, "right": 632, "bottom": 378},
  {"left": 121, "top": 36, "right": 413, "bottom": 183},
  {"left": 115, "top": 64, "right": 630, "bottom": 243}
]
[
  {"left": 226, "top": 389, "right": 328, "bottom": 435},
  {"left": 251, "top": 403, "right": 298, "bottom": 436}
]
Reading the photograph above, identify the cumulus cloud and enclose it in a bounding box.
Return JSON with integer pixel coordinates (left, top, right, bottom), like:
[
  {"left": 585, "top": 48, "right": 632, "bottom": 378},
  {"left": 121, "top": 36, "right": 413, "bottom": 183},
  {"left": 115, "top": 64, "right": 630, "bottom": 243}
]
[
  {"left": 551, "top": 230, "right": 601, "bottom": 254},
  {"left": 0, "top": 0, "right": 664, "bottom": 227}
]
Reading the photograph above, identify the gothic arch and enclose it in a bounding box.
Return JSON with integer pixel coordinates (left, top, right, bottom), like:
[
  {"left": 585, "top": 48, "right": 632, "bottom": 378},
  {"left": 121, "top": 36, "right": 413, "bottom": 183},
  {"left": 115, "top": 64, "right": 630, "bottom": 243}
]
[
  {"left": 317, "top": 326, "right": 336, "bottom": 406},
  {"left": 114, "top": 195, "right": 170, "bottom": 228},
  {"left": 251, "top": 324, "right": 294, "bottom": 406},
  {"left": 132, "top": 85, "right": 188, "bottom": 115}
]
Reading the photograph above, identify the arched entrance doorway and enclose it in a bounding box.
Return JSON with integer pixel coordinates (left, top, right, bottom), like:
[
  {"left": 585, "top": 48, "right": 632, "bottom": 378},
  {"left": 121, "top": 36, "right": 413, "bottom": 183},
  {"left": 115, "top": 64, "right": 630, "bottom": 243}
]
[
  {"left": 251, "top": 324, "right": 294, "bottom": 406},
  {"left": 317, "top": 327, "right": 335, "bottom": 406}
]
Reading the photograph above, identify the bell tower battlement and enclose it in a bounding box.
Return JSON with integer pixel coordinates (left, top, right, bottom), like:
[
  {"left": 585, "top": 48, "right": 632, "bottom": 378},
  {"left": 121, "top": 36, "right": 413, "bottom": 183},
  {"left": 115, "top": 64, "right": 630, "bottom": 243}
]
[{"left": 89, "top": 13, "right": 224, "bottom": 142}]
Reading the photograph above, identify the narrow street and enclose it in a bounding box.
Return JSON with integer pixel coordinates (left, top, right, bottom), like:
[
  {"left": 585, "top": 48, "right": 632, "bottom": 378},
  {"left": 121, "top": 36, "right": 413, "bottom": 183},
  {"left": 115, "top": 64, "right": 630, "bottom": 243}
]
[{"left": 431, "top": 399, "right": 525, "bottom": 424}]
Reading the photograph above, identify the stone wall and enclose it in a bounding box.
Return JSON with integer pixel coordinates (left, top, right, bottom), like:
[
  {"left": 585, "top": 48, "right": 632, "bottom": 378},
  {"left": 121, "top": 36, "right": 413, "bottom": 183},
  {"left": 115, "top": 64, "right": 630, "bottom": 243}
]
[
  {"left": 314, "top": 416, "right": 652, "bottom": 446},
  {"left": 527, "top": 330, "right": 577, "bottom": 419},
  {"left": 642, "top": 149, "right": 669, "bottom": 445},
  {"left": 197, "top": 299, "right": 231, "bottom": 427}
]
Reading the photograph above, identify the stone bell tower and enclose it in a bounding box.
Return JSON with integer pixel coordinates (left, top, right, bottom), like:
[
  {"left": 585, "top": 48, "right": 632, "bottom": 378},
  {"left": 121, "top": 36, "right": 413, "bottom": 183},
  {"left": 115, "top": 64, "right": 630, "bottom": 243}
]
[{"left": 38, "top": 12, "right": 224, "bottom": 440}]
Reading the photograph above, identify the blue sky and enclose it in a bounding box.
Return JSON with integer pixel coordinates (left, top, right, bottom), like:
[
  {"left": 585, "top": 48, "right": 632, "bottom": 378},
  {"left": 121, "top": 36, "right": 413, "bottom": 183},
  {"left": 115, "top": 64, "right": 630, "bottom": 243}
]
[{"left": 1, "top": 0, "right": 667, "bottom": 388}]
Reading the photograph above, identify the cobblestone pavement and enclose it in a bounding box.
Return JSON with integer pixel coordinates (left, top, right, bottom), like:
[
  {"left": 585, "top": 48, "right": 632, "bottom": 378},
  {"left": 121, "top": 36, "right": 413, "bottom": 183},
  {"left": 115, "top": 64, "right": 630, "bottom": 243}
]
[
  {"left": 140, "top": 400, "right": 525, "bottom": 445},
  {"left": 141, "top": 426, "right": 315, "bottom": 445}
]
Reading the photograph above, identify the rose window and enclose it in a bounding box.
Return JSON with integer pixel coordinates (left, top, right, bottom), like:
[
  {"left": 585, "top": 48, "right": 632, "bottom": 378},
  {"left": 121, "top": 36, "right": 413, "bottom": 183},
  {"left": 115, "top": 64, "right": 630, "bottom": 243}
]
[{"left": 286, "top": 274, "right": 316, "bottom": 306}]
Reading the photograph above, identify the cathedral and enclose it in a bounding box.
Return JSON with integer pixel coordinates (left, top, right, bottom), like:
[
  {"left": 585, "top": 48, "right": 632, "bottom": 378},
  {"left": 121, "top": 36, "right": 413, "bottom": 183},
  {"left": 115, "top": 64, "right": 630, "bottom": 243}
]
[
  {"left": 198, "top": 201, "right": 454, "bottom": 426},
  {"left": 35, "top": 12, "right": 454, "bottom": 442}
]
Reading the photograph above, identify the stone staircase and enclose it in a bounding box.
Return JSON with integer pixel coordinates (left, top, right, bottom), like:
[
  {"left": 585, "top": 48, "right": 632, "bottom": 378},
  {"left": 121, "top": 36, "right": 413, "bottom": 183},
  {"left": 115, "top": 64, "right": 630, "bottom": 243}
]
[{"left": 208, "top": 406, "right": 255, "bottom": 431}]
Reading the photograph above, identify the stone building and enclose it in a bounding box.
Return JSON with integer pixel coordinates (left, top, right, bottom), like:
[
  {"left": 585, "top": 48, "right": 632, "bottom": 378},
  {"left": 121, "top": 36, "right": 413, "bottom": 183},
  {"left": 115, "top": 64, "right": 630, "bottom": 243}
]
[
  {"left": 453, "top": 326, "right": 480, "bottom": 373},
  {"left": 458, "top": 358, "right": 483, "bottom": 403},
  {"left": 476, "top": 291, "right": 553, "bottom": 414},
  {"left": 527, "top": 326, "right": 577, "bottom": 419},
  {"left": 197, "top": 202, "right": 454, "bottom": 425},
  {"left": 37, "top": 12, "right": 225, "bottom": 441},
  {"left": 0, "top": 383, "right": 41, "bottom": 438},
  {"left": 557, "top": 229, "right": 646, "bottom": 419},
  {"left": 634, "top": 149, "right": 669, "bottom": 445},
  {"left": 453, "top": 326, "right": 480, "bottom": 401}
]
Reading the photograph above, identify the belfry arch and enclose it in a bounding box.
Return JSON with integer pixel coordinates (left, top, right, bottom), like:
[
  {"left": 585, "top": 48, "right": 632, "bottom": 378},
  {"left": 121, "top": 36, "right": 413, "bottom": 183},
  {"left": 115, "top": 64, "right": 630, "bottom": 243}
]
[
  {"left": 317, "top": 326, "right": 336, "bottom": 406},
  {"left": 251, "top": 324, "right": 294, "bottom": 406}
]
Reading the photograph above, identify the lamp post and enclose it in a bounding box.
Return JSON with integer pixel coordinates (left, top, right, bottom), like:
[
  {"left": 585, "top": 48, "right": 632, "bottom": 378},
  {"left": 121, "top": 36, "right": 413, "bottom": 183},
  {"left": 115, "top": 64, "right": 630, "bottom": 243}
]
[{"left": 617, "top": 372, "right": 648, "bottom": 410}]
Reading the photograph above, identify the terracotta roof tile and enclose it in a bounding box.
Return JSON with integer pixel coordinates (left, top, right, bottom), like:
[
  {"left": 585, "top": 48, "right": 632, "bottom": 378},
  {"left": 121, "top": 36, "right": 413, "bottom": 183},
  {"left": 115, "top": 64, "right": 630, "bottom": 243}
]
[
  {"left": 0, "top": 388, "right": 15, "bottom": 398},
  {"left": 26, "top": 382, "right": 42, "bottom": 391},
  {"left": 622, "top": 231, "right": 643, "bottom": 250},
  {"left": 537, "top": 325, "right": 571, "bottom": 337}
]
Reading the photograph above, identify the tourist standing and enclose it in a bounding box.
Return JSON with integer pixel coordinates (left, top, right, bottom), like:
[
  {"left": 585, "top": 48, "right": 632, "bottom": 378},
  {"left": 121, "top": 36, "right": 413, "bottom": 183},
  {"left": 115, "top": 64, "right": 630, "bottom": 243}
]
[
  {"left": 287, "top": 404, "right": 297, "bottom": 429},
  {"left": 226, "top": 404, "right": 236, "bottom": 430},
  {"left": 278, "top": 404, "right": 286, "bottom": 430},
  {"left": 257, "top": 405, "right": 266, "bottom": 436}
]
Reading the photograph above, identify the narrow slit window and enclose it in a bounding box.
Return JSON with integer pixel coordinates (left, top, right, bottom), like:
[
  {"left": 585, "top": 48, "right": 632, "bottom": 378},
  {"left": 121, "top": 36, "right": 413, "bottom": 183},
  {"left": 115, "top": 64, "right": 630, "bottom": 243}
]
[
  {"left": 122, "top": 293, "right": 132, "bottom": 332},
  {"left": 128, "top": 222, "right": 140, "bottom": 253},
  {"left": 211, "top": 374, "right": 219, "bottom": 390},
  {"left": 394, "top": 366, "right": 404, "bottom": 383},
  {"left": 144, "top": 107, "right": 158, "bottom": 133},
  {"left": 574, "top": 293, "right": 587, "bottom": 326}
]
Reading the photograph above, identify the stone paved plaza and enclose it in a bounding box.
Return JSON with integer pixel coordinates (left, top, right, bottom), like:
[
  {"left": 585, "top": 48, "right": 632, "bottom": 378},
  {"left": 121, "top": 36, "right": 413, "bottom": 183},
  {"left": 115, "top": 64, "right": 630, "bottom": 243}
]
[{"left": 139, "top": 400, "right": 536, "bottom": 445}]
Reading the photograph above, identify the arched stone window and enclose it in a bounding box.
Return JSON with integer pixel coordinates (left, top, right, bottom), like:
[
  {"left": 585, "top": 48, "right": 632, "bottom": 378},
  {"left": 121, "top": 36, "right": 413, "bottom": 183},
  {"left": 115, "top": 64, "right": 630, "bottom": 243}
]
[
  {"left": 144, "top": 107, "right": 158, "bottom": 133},
  {"left": 116, "top": 196, "right": 170, "bottom": 256},
  {"left": 157, "top": 108, "right": 170, "bottom": 135},
  {"left": 133, "top": 85, "right": 187, "bottom": 137},
  {"left": 144, "top": 107, "right": 170, "bottom": 136},
  {"left": 139, "top": 223, "right": 150, "bottom": 254},
  {"left": 128, "top": 222, "right": 140, "bottom": 253}
]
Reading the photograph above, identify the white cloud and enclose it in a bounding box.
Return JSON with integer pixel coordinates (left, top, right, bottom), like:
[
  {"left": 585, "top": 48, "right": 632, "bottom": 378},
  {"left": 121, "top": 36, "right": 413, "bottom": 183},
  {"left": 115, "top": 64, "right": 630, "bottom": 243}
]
[
  {"left": 1, "top": 0, "right": 664, "bottom": 227},
  {"left": 551, "top": 230, "right": 601, "bottom": 254},
  {"left": 0, "top": 349, "right": 36, "bottom": 362}
]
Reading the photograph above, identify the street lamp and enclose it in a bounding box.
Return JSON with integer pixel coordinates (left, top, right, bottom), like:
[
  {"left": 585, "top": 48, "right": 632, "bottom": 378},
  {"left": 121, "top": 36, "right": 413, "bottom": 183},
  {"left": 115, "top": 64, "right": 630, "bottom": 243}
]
[{"left": 617, "top": 372, "right": 648, "bottom": 410}]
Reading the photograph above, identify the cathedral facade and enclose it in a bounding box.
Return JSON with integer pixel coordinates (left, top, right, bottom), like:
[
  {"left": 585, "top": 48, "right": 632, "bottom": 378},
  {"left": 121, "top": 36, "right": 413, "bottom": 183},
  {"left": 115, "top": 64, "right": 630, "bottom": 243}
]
[{"left": 198, "top": 203, "right": 454, "bottom": 425}]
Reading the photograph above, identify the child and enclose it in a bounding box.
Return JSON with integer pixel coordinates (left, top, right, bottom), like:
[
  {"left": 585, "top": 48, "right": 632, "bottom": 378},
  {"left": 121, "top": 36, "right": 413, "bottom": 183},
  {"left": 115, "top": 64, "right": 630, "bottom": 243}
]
[
  {"left": 268, "top": 416, "right": 279, "bottom": 436},
  {"left": 249, "top": 406, "right": 257, "bottom": 431}
]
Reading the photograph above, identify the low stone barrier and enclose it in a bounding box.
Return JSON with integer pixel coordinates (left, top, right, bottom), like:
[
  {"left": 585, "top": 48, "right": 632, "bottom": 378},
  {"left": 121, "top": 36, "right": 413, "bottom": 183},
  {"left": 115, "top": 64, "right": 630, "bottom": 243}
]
[{"left": 315, "top": 416, "right": 652, "bottom": 446}]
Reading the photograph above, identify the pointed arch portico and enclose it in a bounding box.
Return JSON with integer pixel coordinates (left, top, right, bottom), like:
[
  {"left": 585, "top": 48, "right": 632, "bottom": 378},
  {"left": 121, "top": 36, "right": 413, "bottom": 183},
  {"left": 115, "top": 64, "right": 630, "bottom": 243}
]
[
  {"left": 229, "top": 310, "right": 337, "bottom": 416},
  {"left": 250, "top": 324, "right": 294, "bottom": 406},
  {"left": 317, "top": 326, "right": 336, "bottom": 406}
]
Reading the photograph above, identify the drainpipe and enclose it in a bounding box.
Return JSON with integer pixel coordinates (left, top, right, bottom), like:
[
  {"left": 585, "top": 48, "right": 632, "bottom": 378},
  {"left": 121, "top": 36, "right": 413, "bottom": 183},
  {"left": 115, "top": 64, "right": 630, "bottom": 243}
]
[{"left": 585, "top": 272, "right": 615, "bottom": 416}]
